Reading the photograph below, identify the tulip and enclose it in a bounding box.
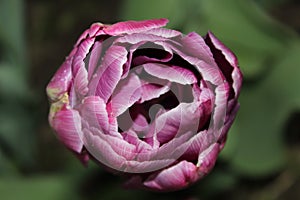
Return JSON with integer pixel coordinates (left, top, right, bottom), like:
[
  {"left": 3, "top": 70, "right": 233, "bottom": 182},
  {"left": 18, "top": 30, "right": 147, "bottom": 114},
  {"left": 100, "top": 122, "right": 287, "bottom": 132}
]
[{"left": 46, "top": 18, "right": 242, "bottom": 191}]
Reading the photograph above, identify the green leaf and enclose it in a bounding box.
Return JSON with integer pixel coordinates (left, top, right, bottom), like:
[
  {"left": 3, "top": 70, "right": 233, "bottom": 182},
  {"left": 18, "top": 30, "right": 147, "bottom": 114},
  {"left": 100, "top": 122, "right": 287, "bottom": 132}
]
[{"left": 0, "top": 176, "right": 76, "bottom": 200}]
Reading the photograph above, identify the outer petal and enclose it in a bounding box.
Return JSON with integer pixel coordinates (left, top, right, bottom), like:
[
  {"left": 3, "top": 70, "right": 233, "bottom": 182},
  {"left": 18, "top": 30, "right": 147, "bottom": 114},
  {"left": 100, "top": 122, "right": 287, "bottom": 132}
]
[
  {"left": 46, "top": 57, "right": 72, "bottom": 102},
  {"left": 217, "top": 100, "right": 240, "bottom": 149},
  {"left": 104, "top": 18, "right": 169, "bottom": 35},
  {"left": 144, "top": 28, "right": 181, "bottom": 38},
  {"left": 196, "top": 143, "right": 220, "bottom": 175},
  {"left": 143, "top": 161, "right": 198, "bottom": 191},
  {"left": 204, "top": 31, "right": 243, "bottom": 98},
  {"left": 51, "top": 108, "right": 83, "bottom": 153},
  {"left": 75, "top": 22, "right": 107, "bottom": 47}
]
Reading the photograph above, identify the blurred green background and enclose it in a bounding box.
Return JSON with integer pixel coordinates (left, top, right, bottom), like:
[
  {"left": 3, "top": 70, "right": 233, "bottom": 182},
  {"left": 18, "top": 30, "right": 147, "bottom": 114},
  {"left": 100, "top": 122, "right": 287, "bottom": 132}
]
[{"left": 1, "top": 0, "right": 300, "bottom": 199}]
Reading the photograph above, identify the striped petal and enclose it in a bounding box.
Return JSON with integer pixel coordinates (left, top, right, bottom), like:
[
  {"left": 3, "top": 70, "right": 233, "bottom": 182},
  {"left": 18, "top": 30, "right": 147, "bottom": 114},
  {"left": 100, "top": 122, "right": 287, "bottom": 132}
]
[
  {"left": 104, "top": 19, "right": 168, "bottom": 35},
  {"left": 88, "top": 45, "right": 127, "bottom": 102},
  {"left": 143, "top": 63, "right": 197, "bottom": 85},
  {"left": 51, "top": 108, "right": 83, "bottom": 153}
]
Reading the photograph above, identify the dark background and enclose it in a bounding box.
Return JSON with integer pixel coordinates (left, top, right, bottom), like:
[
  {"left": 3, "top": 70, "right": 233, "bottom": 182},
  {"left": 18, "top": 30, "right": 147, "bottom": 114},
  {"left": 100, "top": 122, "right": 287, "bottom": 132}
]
[{"left": 1, "top": 0, "right": 300, "bottom": 199}]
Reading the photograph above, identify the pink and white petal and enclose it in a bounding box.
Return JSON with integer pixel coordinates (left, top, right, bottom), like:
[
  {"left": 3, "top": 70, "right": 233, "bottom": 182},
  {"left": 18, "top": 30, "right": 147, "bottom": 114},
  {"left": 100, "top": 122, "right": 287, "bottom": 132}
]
[
  {"left": 88, "top": 45, "right": 127, "bottom": 101},
  {"left": 143, "top": 161, "right": 198, "bottom": 191},
  {"left": 130, "top": 113, "right": 149, "bottom": 133},
  {"left": 88, "top": 22, "right": 108, "bottom": 37},
  {"left": 218, "top": 101, "right": 240, "bottom": 149},
  {"left": 51, "top": 108, "right": 83, "bottom": 153},
  {"left": 46, "top": 57, "right": 72, "bottom": 102},
  {"left": 181, "top": 130, "right": 210, "bottom": 160},
  {"left": 163, "top": 39, "right": 225, "bottom": 86},
  {"left": 149, "top": 102, "right": 203, "bottom": 145},
  {"left": 104, "top": 18, "right": 168, "bottom": 35},
  {"left": 181, "top": 32, "right": 216, "bottom": 65},
  {"left": 75, "top": 23, "right": 106, "bottom": 47},
  {"left": 82, "top": 128, "right": 130, "bottom": 170},
  {"left": 205, "top": 31, "right": 238, "bottom": 67},
  {"left": 205, "top": 31, "right": 243, "bottom": 97},
  {"left": 72, "top": 37, "right": 94, "bottom": 75},
  {"left": 121, "top": 41, "right": 147, "bottom": 78},
  {"left": 143, "top": 63, "right": 197, "bottom": 85},
  {"left": 114, "top": 33, "right": 166, "bottom": 44},
  {"left": 139, "top": 83, "right": 170, "bottom": 103},
  {"left": 109, "top": 73, "right": 142, "bottom": 116},
  {"left": 232, "top": 66, "right": 243, "bottom": 97},
  {"left": 86, "top": 41, "right": 103, "bottom": 80},
  {"left": 122, "top": 130, "right": 153, "bottom": 153},
  {"left": 122, "top": 130, "right": 195, "bottom": 173},
  {"left": 146, "top": 28, "right": 182, "bottom": 38},
  {"left": 80, "top": 96, "right": 119, "bottom": 137},
  {"left": 145, "top": 129, "right": 195, "bottom": 162},
  {"left": 211, "top": 82, "right": 230, "bottom": 138},
  {"left": 73, "top": 64, "right": 88, "bottom": 97},
  {"left": 197, "top": 143, "right": 220, "bottom": 175}
]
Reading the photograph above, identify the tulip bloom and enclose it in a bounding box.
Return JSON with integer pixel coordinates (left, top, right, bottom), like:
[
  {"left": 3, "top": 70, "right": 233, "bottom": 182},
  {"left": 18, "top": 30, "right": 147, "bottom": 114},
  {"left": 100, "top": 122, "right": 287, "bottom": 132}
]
[{"left": 46, "top": 19, "right": 242, "bottom": 191}]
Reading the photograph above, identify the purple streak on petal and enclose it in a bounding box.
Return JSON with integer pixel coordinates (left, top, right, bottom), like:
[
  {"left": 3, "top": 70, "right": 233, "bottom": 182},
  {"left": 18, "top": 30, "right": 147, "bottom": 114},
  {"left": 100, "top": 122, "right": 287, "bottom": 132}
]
[
  {"left": 80, "top": 96, "right": 119, "bottom": 137},
  {"left": 109, "top": 73, "right": 142, "bottom": 116},
  {"left": 88, "top": 46, "right": 127, "bottom": 102},
  {"left": 143, "top": 63, "right": 197, "bottom": 85},
  {"left": 104, "top": 19, "right": 168, "bottom": 35},
  {"left": 51, "top": 108, "right": 83, "bottom": 153},
  {"left": 143, "top": 161, "right": 198, "bottom": 191}
]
